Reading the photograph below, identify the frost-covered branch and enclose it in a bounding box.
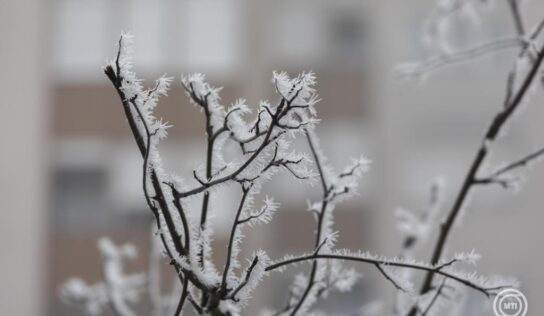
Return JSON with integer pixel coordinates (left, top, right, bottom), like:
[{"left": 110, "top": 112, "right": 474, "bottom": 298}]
[
  {"left": 279, "top": 128, "right": 368, "bottom": 315},
  {"left": 416, "top": 16, "right": 544, "bottom": 302},
  {"left": 474, "top": 145, "right": 544, "bottom": 189},
  {"left": 266, "top": 250, "right": 512, "bottom": 297},
  {"left": 220, "top": 184, "right": 253, "bottom": 294},
  {"left": 104, "top": 35, "right": 188, "bottom": 275},
  {"left": 396, "top": 178, "right": 445, "bottom": 253},
  {"left": 63, "top": 13, "right": 544, "bottom": 314},
  {"left": 402, "top": 2, "right": 544, "bottom": 315},
  {"left": 420, "top": 277, "right": 448, "bottom": 316},
  {"left": 100, "top": 33, "right": 320, "bottom": 316},
  {"left": 61, "top": 238, "right": 146, "bottom": 316}
]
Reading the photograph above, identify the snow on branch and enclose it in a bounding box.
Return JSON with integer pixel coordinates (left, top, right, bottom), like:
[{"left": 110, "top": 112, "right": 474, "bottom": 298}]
[
  {"left": 100, "top": 33, "right": 327, "bottom": 315},
  {"left": 60, "top": 238, "right": 146, "bottom": 316},
  {"left": 62, "top": 23, "right": 544, "bottom": 316},
  {"left": 474, "top": 145, "right": 544, "bottom": 190},
  {"left": 272, "top": 128, "right": 370, "bottom": 315},
  {"left": 266, "top": 249, "right": 514, "bottom": 298},
  {"left": 400, "top": 2, "right": 544, "bottom": 315}
]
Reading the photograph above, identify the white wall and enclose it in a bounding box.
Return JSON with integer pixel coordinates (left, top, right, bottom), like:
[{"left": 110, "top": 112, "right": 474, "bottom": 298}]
[{"left": 0, "top": 0, "right": 49, "bottom": 315}]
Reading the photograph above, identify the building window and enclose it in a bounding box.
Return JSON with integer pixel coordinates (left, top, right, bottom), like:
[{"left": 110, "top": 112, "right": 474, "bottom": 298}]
[{"left": 53, "top": 168, "right": 109, "bottom": 230}]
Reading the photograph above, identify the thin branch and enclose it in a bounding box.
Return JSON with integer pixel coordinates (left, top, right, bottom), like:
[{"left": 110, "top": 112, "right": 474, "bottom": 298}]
[
  {"left": 473, "top": 146, "right": 544, "bottom": 188},
  {"left": 105, "top": 46, "right": 187, "bottom": 267},
  {"left": 193, "top": 170, "right": 206, "bottom": 186},
  {"left": 173, "top": 104, "right": 278, "bottom": 199},
  {"left": 434, "top": 258, "right": 458, "bottom": 271},
  {"left": 289, "top": 129, "right": 329, "bottom": 315},
  {"left": 261, "top": 144, "right": 308, "bottom": 180},
  {"left": 507, "top": 0, "right": 526, "bottom": 37},
  {"left": 105, "top": 38, "right": 220, "bottom": 307},
  {"left": 237, "top": 207, "right": 267, "bottom": 225},
  {"left": 398, "top": 37, "right": 523, "bottom": 77},
  {"left": 266, "top": 254, "right": 510, "bottom": 297},
  {"left": 313, "top": 237, "right": 329, "bottom": 255},
  {"left": 181, "top": 80, "right": 218, "bottom": 270},
  {"left": 408, "top": 32, "right": 544, "bottom": 316},
  {"left": 164, "top": 183, "right": 191, "bottom": 253},
  {"left": 221, "top": 184, "right": 252, "bottom": 294},
  {"left": 504, "top": 0, "right": 528, "bottom": 107},
  {"left": 228, "top": 256, "right": 260, "bottom": 301},
  {"left": 174, "top": 276, "right": 189, "bottom": 316},
  {"left": 375, "top": 263, "right": 406, "bottom": 292},
  {"left": 306, "top": 129, "right": 328, "bottom": 192},
  {"left": 173, "top": 94, "right": 309, "bottom": 199},
  {"left": 490, "top": 145, "right": 544, "bottom": 178},
  {"left": 188, "top": 296, "right": 203, "bottom": 315},
  {"left": 421, "top": 277, "right": 448, "bottom": 316},
  {"left": 473, "top": 177, "right": 513, "bottom": 189}
]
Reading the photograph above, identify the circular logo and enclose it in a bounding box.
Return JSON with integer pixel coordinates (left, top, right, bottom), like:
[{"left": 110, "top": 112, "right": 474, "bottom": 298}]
[{"left": 493, "top": 289, "right": 527, "bottom": 316}]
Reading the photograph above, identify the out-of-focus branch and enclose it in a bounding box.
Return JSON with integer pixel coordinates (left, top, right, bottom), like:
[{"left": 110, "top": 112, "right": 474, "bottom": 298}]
[
  {"left": 396, "top": 38, "right": 523, "bottom": 78},
  {"left": 421, "top": 277, "right": 448, "bottom": 316},
  {"left": 407, "top": 30, "right": 544, "bottom": 316},
  {"left": 490, "top": 146, "right": 544, "bottom": 177},
  {"left": 473, "top": 145, "right": 544, "bottom": 188},
  {"left": 508, "top": 0, "right": 525, "bottom": 36}
]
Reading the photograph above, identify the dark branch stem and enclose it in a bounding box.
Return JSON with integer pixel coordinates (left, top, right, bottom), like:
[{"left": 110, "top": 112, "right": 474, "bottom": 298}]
[
  {"left": 266, "top": 254, "right": 508, "bottom": 297},
  {"left": 105, "top": 64, "right": 185, "bottom": 261},
  {"left": 197, "top": 89, "right": 215, "bottom": 269},
  {"left": 105, "top": 38, "right": 219, "bottom": 311},
  {"left": 401, "top": 38, "right": 522, "bottom": 76},
  {"left": 228, "top": 256, "right": 259, "bottom": 301},
  {"left": 174, "top": 276, "right": 189, "bottom": 316},
  {"left": 221, "top": 185, "right": 252, "bottom": 294},
  {"left": 289, "top": 129, "right": 330, "bottom": 315},
  {"left": 375, "top": 263, "right": 406, "bottom": 292},
  {"left": 173, "top": 104, "right": 279, "bottom": 199},
  {"left": 491, "top": 146, "right": 544, "bottom": 178},
  {"left": 407, "top": 36, "right": 544, "bottom": 316},
  {"left": 473, "top": 146, "right": 544, "bottom": 188},
  {"left": 507, "top": 0, "right": 525, "bottom": 36},
  {"left": 421, "top": 277, "right": 447, "bottom": 316}
]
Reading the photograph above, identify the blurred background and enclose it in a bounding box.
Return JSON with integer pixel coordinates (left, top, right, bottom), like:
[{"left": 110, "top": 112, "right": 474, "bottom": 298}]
[{"left": 2, "top": 0, "right": 544, "bottom": 315}]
